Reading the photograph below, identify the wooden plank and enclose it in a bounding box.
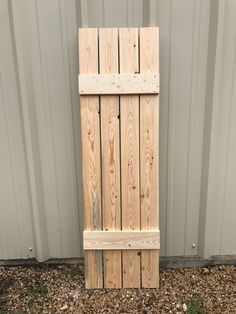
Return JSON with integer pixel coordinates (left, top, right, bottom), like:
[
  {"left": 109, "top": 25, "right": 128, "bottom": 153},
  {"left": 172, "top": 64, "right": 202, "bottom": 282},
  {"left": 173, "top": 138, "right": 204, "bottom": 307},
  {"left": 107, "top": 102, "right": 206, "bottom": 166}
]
[
  {"left": 99, "top": 28, "right": 122, "bottom": 288},
  {"left": 78, "top": 74, "right": 160, "bottom": 95},
  {"left": 79, "top": 28, "right": 103, "bottom": 289},
  {"left": 84, "top": 230, "right": 160, "bottom": 250},
  {"left": 119, "top": 28, "right": 140, "bottom": 288},
  {"left": 140, "top": 27, "right": 160, "bottom": 288}
]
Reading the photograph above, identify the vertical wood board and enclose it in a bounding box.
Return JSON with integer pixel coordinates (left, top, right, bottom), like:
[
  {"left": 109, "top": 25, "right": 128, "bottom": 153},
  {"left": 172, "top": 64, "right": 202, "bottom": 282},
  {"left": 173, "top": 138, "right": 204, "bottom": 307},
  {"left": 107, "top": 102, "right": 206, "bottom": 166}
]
[
  {"left": 79, "top": 28, "right": 103, "bottom": 288},
  {"left": 119, "top": 28, "right": 140, "bottom": 288},
  {"left": 99, "top": 28, "right": 122, "bottom": 288},
  {"left": 140, "top": 27, "right": 160, "bottom": 288}
]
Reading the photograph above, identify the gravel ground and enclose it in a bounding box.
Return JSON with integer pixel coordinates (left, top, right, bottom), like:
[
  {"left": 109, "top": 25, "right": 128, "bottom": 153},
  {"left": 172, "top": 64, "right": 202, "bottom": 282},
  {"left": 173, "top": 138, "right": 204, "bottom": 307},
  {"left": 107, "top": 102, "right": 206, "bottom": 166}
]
[{"left": 0, "top": 264, "right": 235, "bottom": 313}]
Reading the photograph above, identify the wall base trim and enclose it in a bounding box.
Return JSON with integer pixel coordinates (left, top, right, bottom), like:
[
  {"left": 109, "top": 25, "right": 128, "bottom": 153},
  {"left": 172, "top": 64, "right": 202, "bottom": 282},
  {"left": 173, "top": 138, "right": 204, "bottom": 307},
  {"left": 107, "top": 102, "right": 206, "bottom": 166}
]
[
  {"left": 160, "top": 255, "right": 236, "bottom": 268},
  {"left": 0, "top": 255, "right": 235, "bottom": 268}
]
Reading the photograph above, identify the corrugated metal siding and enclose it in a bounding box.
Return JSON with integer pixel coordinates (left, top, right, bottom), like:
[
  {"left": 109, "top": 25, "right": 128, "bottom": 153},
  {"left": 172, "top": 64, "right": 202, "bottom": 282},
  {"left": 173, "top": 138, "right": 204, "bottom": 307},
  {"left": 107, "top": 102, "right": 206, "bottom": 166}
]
[
  {"left": 0, "top": 0, "right": 83, "bottom": 261},
  {"left": 0, "top": 0, "right": 235, "bottom": 261},
  {"left": 200, "top": 0, "right": 236, "bottom": 257},
  {"left": 0, "top": 1, "right": 35, "bottom": 259},
  {"left": 158, "top": 0, "right": 210, "bottom": 256}
]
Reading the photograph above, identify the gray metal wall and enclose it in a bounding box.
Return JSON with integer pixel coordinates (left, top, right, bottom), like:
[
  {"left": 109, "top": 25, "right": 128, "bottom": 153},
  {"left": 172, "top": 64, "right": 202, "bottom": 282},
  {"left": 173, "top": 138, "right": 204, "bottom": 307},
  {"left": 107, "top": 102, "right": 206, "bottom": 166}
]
[{"left": 0, "top": 0, "right": 235, "bottom": 262}]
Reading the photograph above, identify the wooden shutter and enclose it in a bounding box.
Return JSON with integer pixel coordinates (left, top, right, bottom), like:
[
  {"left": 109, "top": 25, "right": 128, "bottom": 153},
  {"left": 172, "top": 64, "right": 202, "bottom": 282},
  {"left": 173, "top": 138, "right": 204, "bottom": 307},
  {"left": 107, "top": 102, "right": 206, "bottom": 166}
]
[{"left": 78, "top": 27, "right": 160, "bottom": 289}]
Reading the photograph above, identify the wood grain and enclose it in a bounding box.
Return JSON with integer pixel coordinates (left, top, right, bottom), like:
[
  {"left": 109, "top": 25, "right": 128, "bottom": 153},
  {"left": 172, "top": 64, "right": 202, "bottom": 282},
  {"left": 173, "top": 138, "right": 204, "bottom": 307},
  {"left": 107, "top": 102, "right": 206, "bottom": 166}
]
[
  {"left": 119, "top": 28, "right": 140, "bottom": 288},
  {"left": 84, "top": 230, "right": 160, "bottom": 250},
  {"left": 79, "top": 28, "right": 103, "bottom": 288},
  {"left": 99, "top": 28, "right": 122, "bottom": 288},
  {"left": 140, "top": 27, "right": 160, "bottom": 288},
  {"left": 79, "top": 73, "right": 160, "bottom": 94}
]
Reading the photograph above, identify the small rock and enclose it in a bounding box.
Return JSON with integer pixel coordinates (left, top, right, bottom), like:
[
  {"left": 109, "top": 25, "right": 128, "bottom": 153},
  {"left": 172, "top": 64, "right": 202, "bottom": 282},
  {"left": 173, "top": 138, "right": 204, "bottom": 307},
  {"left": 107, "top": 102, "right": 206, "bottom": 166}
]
[
  {"left": 183, "top": 303, "right": 187, "bottom": 312},
  {"left": 60, "top": 304, "right": 68, "bottom": 310},
  {"left": 68, "top": 290, "right": 79, "bottom": 299},
  {"left": 203, "top": 267, "right": 210, "bottom": 275}
]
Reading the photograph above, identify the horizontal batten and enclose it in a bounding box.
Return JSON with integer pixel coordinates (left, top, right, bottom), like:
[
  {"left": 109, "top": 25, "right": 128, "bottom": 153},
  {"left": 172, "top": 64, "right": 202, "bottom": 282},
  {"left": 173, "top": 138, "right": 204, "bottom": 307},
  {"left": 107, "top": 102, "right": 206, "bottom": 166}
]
[
  {"left": 83, "top": 230, "right": 160, "bottom": 250},
  {"left": 78, "top": 74, "right": 160, "bottom": 94}
]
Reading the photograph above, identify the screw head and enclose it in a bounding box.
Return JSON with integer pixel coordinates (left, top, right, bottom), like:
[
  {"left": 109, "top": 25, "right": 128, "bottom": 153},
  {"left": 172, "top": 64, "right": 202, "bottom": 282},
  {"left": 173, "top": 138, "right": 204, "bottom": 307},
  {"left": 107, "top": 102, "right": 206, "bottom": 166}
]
[
  {"left": 29, "top": 247, "right": 33, "bottom": 252},
  {"left": 192, "top": 243, "right": 196, "bottom": 248}
]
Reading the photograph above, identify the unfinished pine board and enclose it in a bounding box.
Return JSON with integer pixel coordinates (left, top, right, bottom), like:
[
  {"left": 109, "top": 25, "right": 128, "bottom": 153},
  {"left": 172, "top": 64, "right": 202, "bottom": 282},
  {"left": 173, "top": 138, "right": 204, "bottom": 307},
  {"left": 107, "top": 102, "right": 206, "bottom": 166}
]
[
  {"left": 99, "top": 28, "right": 122, "bottom": 288},
  {"left": 79, "top": 28, "right": 103, "bottom": 289},
  {"left": 78, "top": 74, "right": 160, "bottom": 94},
  {"left": 84, "top": 230, "right": 160, "bottom": 250},
  {"left": 119, "top": 28, "right": 141, "bottom": 288},
  {"left": 140, "top": 28, "right": 160, "bottom": 288}
]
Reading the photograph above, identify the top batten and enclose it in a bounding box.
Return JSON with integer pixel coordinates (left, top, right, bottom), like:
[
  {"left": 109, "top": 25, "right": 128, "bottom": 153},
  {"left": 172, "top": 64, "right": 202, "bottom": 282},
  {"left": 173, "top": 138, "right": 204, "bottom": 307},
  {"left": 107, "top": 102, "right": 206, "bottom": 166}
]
[{"left": 78, "top": 73, "right": 160, "bottom": 95}]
